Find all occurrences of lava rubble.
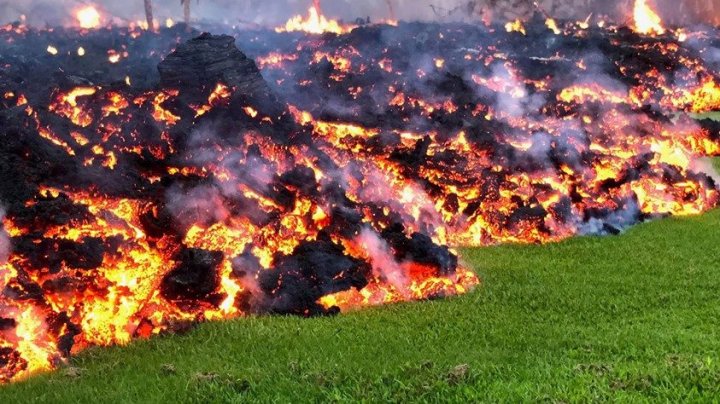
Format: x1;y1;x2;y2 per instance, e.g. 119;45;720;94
0;14;718;383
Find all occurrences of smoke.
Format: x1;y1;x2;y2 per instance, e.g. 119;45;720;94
357;227;408;288
0;1;460;26
0;206;11;265
693;158;720;183
580;198;641;235
3;0;716;27
166;184;230;231
165;124;278;233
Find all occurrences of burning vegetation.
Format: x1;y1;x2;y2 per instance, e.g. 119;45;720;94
0;0;719;384
278;0;356;35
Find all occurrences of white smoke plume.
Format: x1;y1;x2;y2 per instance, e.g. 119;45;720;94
166;184;231;231
357;227;408;289
693;158;720;184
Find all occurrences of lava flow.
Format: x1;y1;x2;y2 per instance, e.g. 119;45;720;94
0;0;719;384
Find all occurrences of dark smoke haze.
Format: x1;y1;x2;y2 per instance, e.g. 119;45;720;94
1;1;717;27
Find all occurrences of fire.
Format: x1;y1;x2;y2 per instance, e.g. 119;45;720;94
632;0;665;35
666;78;720;113
319;267;478;311
108;50;123;64
6;306;58;381
505;19;526;35
256;52;299;69
277;4;354;35
76;6;102;30
546;18;561;35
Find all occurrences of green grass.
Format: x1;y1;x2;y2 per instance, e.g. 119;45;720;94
695;111;720;122
1;207;719;402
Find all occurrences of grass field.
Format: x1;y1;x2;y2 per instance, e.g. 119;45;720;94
1;161;719;402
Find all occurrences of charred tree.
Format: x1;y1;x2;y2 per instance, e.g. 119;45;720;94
144;0;154;29
386;0;396;20
182;0;192;25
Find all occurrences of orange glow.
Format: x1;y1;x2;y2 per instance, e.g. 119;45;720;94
75;6;102;29
144;90;180;126
194;84;232;117
666;78;720;113
277;5;354;35
546;18;561;35
633;0;665;35
256;52;299;69
49;87;97;127
505;19;526;35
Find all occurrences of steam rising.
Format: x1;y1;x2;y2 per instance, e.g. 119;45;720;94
357;228;408;289
1;0;715;27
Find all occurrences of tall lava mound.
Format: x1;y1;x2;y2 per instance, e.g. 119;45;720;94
0;33;477;382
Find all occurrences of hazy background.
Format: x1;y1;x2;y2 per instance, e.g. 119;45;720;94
0;0;716;27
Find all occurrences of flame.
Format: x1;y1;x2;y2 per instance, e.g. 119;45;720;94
277;5;354;35
319;267;478;311
505;19;526;35
666;78;720;113
546;18;561;35
6;306;58;381
256;53;299;69
75;6;102;30
633;0;665;35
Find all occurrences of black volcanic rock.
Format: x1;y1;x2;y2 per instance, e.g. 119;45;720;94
157;33;299;144
161;248;223;301
158;33;274;102
258;236;370;316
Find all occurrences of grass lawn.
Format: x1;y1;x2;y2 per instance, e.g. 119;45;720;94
0;203;718;402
